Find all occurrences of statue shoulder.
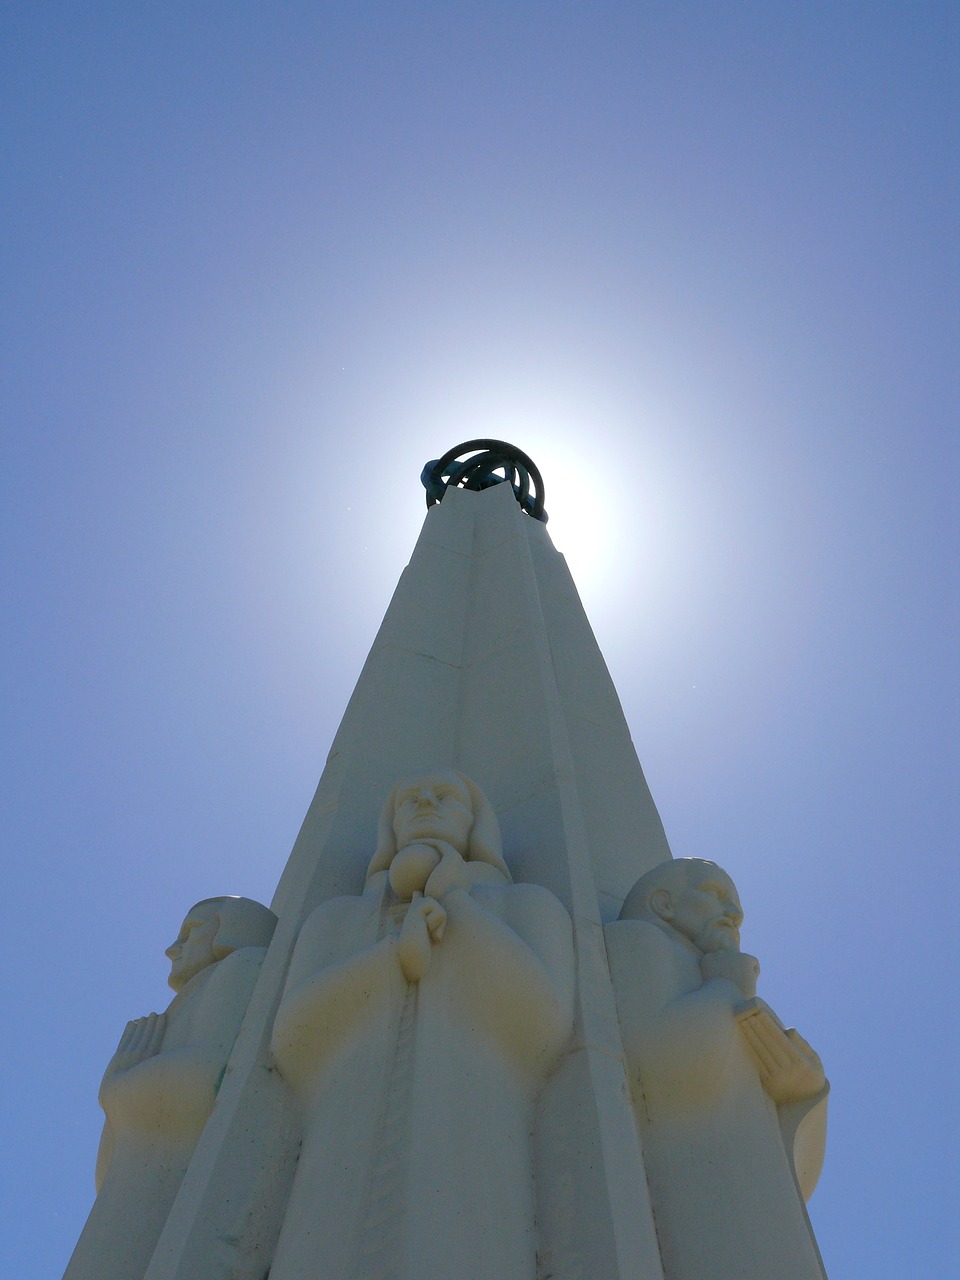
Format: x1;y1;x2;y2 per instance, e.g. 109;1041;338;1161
296;892;372;946
605;916;675;955
605;917;698;1010
282;890;383;992
216;943;269;978
507;880;569;920
196;945;269;1008
475;879;569;924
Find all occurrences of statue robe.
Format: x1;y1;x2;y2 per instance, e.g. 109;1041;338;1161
270;868;574;1280
605;920;827;1280
64;947;267;1280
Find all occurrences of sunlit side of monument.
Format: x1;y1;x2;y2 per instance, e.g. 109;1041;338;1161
63;443;828;1280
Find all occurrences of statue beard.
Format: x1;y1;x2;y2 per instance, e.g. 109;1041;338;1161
696;920;741;954
389;841;445;899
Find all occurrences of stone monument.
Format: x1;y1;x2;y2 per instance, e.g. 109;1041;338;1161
606;858;827;1279
63;441;828;1279
64;897;277;1280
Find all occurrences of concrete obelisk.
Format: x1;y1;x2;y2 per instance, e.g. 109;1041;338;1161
65;442;828;1280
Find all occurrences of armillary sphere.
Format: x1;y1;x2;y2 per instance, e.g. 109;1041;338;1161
420;440;548;523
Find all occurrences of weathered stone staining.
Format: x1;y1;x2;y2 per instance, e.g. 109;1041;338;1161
605;858;828;1280
64;898;277;1280
270;771;575;1280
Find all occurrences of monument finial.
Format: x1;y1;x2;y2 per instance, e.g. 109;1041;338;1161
421;439;548;522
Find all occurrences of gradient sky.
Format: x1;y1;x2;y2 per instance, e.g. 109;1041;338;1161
2;5;956;1277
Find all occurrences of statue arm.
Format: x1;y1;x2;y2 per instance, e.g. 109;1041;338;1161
93;1117;115;1193
735;999;826;1102
657;976;748;1051
444;883;575;1067
779;1084;829;1201
98;949;265;1149
271;899;404;1089
735;998;829;1198
607;921;757;1097
652;947;762;1082
98;1048;220;1146
97;1011;171;1135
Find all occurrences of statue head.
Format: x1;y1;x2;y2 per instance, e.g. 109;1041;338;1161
365;770;511;895
165;896;277;992
618;858;743;954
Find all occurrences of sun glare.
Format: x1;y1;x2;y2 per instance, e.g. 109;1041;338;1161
538;448;620;599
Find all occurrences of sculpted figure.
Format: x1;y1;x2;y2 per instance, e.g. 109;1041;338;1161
64;896;277;1280
605;859;828;1280
270;771;575;1280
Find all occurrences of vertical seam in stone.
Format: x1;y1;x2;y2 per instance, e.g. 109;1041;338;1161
634;1071;667;1272
514;516;667;1280
353;980;418;1280
451;493;476;766
517;519;601;921
531;1107;588;1280
511;520;603;1280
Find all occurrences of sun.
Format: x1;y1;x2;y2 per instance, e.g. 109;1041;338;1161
538;450;618;596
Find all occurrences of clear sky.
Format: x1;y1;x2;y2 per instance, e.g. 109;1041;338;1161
2;4;956;1277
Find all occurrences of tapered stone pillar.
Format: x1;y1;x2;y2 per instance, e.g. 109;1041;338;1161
67;447;827;1280
137;475;668;1280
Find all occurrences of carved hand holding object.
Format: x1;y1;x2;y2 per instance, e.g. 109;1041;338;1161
397;890;447;982
100;1013;167;1093
735;999;826;1103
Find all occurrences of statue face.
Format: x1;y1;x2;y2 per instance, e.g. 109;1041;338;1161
392;772;474;856
165;903;220;992
667;871;743;954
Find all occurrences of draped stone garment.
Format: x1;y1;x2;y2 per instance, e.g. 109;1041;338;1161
605;920;827;1280
270;868;575;1280
64;947;267;1280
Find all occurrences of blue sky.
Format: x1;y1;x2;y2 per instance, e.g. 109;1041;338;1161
2;4;956;1276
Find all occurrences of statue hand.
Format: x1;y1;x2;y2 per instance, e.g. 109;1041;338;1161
100;1012;167;1097
421;894;447;943
736;1004;826;1102
423;843;472;901
785;1027;823;1073
397;892;447;982
700;949;759;999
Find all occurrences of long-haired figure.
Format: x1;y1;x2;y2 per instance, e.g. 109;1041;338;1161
270;771;575;1280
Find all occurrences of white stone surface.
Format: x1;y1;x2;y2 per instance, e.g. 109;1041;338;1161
606;858;828;1280
139;485;673;1280
64;898;276;1280
269;771;575;1280
64;480;827;1280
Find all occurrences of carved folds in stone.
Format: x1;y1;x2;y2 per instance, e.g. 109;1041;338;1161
269;770;576;1280
606;858;828;1280
64;897;277;1280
